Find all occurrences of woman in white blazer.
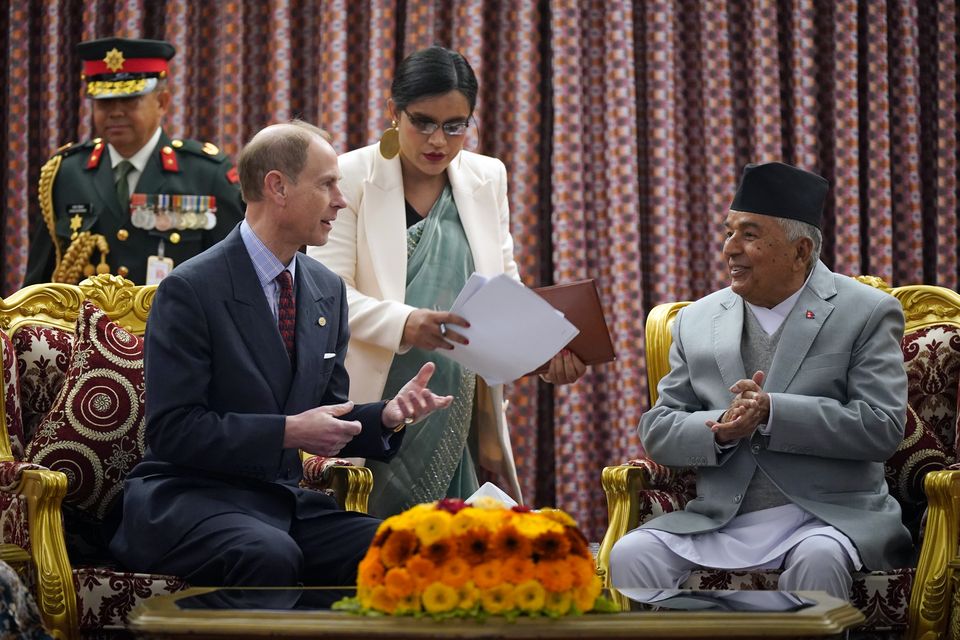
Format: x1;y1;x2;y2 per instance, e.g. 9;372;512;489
309;47;582;518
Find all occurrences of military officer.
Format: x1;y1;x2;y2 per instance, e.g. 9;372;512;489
24;37;244;286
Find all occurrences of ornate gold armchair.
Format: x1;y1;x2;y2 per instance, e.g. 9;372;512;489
0;275;372;639
596;278;960;639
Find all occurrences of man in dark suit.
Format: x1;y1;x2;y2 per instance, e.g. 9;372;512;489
110;121;452;601
24;37;244;286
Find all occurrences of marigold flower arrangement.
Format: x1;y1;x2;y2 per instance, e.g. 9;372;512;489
334;497;606;619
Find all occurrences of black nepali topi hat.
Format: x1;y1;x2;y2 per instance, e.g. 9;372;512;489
78;37;175;99
730;162;828;228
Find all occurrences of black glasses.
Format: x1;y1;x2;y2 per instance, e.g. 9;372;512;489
402;110;470;137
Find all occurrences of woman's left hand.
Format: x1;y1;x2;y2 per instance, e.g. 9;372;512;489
539;349;586;385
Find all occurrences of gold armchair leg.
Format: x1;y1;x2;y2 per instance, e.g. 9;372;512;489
20;469;79;640
597;465;646;611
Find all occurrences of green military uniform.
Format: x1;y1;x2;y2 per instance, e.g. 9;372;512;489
24;131;244;285
24;36;244;286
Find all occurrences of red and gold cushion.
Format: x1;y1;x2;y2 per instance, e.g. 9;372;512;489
885;404;948;505
12;325;73;445
1;329;27;460
901;325;960;459
23;301;145;521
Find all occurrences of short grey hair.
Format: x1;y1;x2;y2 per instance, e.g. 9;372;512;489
237;119;331;203
778;217;822;272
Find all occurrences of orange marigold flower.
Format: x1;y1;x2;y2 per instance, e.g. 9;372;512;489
457;581;480;610
422;582;459;613
501;557;536;584
439;557;471;588
569;556;596;587
514;579;546;612
532;529;571;561
384;567;416;599
536;559;574;592
491;525;532;559
370;526;391;548
422;539;452;566
472;561;502;589
458;527;493;565
414;509;453;546
370;585;398;614
406;555;438;591
480;583;516;614
565;526;592;558
357;553;385;586
544;590;572;616
573;574;602;612
381;529;418;568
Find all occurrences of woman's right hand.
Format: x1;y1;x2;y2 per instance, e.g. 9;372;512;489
402;309;470;351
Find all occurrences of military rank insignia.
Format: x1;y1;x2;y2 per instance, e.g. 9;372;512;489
129;193;217;231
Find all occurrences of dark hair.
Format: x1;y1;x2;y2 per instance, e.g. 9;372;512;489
391;46;478;113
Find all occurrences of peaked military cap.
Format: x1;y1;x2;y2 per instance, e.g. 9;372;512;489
78;37;175;99
730;162;829;228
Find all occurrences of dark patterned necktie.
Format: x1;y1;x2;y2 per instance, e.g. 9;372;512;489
276;270;296;366
114;160;134;213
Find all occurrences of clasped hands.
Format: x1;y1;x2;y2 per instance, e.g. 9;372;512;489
284;362;452;457
705;370;770;444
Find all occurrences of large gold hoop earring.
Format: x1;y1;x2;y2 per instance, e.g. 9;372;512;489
379;120;399;159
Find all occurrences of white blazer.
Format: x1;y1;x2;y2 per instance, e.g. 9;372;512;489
308;143;522;500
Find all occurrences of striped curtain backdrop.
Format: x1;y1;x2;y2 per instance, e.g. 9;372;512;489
1;0;957;542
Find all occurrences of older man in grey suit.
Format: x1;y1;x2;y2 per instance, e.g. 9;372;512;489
610;162;911;600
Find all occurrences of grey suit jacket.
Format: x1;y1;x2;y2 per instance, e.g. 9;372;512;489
638;261;912;570
111;227;401;570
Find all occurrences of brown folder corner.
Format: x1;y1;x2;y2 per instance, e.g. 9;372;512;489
527;279;616;376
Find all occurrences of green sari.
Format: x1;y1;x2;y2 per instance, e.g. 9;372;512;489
366;185;479;518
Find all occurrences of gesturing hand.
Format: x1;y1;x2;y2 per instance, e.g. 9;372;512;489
402;309;470;351
382;362;454;429
283;401;363;457
706;371;770;444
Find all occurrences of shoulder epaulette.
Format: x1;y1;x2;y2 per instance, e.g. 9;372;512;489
54;138;97;159
170;138;228;163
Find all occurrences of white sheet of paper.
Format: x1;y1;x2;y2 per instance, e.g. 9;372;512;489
465;481;518;508
443;273;579;385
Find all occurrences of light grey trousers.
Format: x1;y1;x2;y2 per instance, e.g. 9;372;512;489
609;529;854;600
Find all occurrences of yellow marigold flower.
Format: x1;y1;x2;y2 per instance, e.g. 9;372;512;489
457;581;480;610
449;509;481;536
573;574;602;612
471;507;507;531
491;524;532;559
536;559;574;592
357;552;385;586
537;507;577;528
414;509;453;546
472;560;502;589
439;557;471;588
501;556;536;584
381;529;418;568
357;585;374;609
384;567;417;599
472;496;508;510
480;583;515;614
422;582;459;613
406;555;438;591
370;585;398;614
544;590;572;615
513;513;563;538
395;591;422;614
532;529;571;561
458;527;493;565
514;579;546;612
569;556;597;587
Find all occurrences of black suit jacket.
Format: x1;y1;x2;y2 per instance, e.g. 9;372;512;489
111;226;400;569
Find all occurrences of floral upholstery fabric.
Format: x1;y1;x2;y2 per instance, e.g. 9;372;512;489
23;302;145;522
0;330;26;461
74;567;187;632
12;325;72;446
902;325;960;457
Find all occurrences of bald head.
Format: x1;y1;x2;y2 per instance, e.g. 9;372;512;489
237;120;332;203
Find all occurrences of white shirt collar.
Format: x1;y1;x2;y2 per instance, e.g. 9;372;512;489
744;268;815;335
107;127;162;173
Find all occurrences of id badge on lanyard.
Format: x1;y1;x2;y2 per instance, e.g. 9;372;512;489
146;239;174;285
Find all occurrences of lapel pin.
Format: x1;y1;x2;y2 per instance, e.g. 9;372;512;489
805;310;815;319
318;317;327;327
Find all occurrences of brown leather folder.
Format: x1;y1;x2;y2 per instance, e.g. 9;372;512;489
528;279;616;375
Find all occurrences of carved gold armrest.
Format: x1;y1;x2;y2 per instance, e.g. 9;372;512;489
907;469;960;640
596;464;649;610
300;454;373;514
11;468;78;640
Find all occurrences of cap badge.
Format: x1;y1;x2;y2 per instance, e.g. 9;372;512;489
103;48;126;72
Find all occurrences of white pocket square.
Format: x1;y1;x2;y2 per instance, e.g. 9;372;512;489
323;352;337;359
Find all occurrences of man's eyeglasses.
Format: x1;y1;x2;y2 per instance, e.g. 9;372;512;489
402;110;470;137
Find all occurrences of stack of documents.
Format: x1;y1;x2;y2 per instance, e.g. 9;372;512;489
441;273;579;385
